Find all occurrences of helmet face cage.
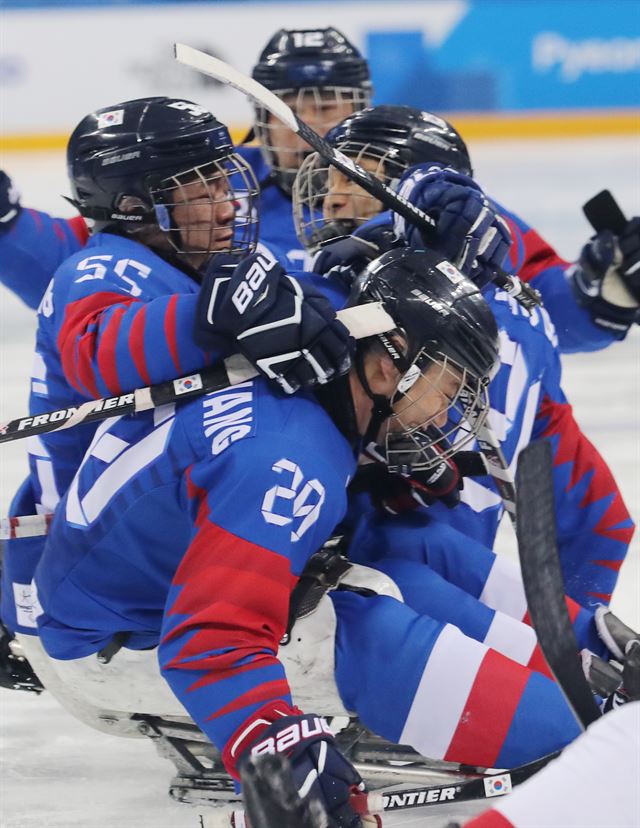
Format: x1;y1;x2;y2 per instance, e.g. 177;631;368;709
254;86;371;194
381;348;491;472
148;153;259;265
293;141;406;250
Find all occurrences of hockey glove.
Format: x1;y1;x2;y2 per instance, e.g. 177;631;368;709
585;608;640;710
0;171;21;232
570;218;640;337
311;235;382;290
225;701;381;827
393;164;512;288
353;441;486;514
195;250;354;394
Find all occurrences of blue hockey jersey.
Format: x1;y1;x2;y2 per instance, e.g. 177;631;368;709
35;380;580;770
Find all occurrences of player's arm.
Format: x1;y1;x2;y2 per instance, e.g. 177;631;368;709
531;350;635;608
498;200;638;353
158;432;344;755
54;248;353;400
0;171;88;309
158;432;368;821
51;259;221;399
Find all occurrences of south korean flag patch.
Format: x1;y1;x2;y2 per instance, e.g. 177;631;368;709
173;374;204;396
483;773;512;798
97;109;125;129
436;260;465;285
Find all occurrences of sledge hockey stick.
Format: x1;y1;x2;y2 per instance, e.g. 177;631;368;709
174;43;541;311
202;751;558;826
515;440;601;728
475;421;516;526
0;302;393;446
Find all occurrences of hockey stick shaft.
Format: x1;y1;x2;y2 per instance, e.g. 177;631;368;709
204;751;559;826
174;44;541;309
476;422;516;525
515;440;601;728
356;751;556;814
0;303;393;446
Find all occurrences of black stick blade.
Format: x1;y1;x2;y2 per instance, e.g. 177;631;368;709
583;190;627;235
515;440;601;729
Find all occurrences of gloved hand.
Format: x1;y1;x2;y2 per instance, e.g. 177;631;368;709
586;607;640;710
0;171;21;231
570;218;640;337
225;701;381;827
352;440;486;514
194;250;354;394
311;235;382;290
393;164;512;288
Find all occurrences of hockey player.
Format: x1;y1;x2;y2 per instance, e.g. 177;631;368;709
30;249;585;821
292;105;635;609
0;27;371;298
2;29;638;348
245;27;373;267
0;96;353;640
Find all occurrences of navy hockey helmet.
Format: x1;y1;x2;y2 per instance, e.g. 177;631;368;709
67;97;259;269
252;27;371;91
350;247;499;468
251;28;372;194
293;105;472;249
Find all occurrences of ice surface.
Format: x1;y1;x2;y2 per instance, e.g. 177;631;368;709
1;136;638;827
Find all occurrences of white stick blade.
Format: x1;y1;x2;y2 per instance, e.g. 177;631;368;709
174;43;299;133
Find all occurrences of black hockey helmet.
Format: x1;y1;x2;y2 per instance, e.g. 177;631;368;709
251;28;372;193
293;105;472;249
67;97;259;268
327;105;472;177
252;27;371;91
349;247;499;468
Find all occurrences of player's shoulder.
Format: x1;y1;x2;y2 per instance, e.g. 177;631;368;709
179;377;354;475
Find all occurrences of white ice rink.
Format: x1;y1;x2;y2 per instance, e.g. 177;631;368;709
1;137;639;827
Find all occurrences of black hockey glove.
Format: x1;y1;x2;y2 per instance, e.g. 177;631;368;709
582;608;640;711
225;701;381;827
393;164;512;288
570;218;640;337
0;171;21;232
194;250;354;394
311;235;382;291
352;441;486;514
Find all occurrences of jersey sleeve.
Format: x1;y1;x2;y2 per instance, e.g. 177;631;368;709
158;427;347;754
531;349;635;607
0;209;88;309
496;200;617;354
51;253;227;399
